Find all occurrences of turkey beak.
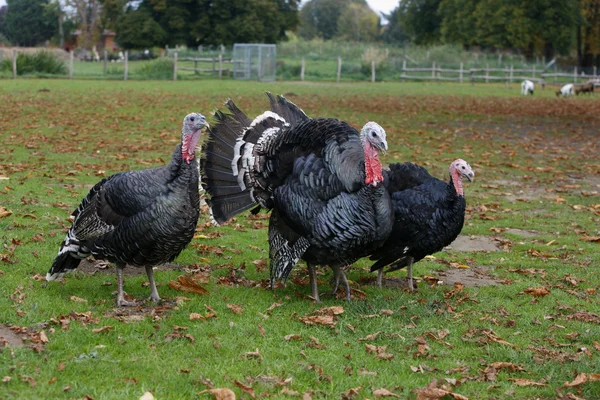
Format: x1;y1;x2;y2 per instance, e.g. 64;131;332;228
378;139;388;153
465;172;474;182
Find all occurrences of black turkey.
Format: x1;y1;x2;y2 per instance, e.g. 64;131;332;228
370;159;474;290
46;113;209;306
202;93;393;301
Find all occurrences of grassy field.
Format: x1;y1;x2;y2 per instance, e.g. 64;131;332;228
0;79;599;399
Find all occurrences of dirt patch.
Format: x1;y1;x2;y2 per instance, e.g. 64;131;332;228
0;325;26;347
437;265;499;287
504;228;539;237
77;259;181;276
446;235;499;252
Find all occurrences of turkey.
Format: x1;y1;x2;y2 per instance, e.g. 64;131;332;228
201;93;393;301
46;113;209;307
370;159;474;290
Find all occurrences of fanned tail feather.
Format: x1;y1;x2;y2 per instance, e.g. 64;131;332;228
201;95;292;224
266;92;309;127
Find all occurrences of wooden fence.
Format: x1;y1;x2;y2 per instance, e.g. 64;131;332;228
173;53;232;80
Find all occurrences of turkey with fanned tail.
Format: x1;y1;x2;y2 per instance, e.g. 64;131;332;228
201;93;393;301
46;113;209;306
370;159;474;290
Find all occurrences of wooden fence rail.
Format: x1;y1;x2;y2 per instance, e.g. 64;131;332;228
173;54;232;80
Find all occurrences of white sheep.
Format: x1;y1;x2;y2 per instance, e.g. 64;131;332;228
521;80;534;95
556;83;574;97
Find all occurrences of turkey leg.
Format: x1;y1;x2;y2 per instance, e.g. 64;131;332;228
331;266;351;301
307;263;320;302
145;265;161;303
116;264;137;307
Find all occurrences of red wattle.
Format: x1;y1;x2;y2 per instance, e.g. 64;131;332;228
364;142;383;186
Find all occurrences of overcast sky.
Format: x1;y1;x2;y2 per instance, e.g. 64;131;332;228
0;0;399;21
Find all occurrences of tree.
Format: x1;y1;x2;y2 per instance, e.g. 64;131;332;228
66;0;101;50
336;2;379;42
577;0;600;68
397;0;443;45
1;0;58;46
115;7;167;49
298;0;368;40
439;0;478;47
381;7;410;44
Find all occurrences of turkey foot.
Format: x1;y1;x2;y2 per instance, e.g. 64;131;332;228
331;266;351;301
307;263;320;302
145;265;161;304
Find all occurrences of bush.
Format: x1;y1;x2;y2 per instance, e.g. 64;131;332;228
137;58;174;79
0;51;67;75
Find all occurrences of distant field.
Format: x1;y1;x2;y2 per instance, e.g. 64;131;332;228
0;80;599;399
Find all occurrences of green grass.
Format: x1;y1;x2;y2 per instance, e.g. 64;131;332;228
0;80;599;399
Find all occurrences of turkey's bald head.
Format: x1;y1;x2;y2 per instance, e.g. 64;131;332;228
449;158;474;196
181;113;209;164
361;121;387;187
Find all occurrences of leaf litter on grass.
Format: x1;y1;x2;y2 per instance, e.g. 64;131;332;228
2;82;600;399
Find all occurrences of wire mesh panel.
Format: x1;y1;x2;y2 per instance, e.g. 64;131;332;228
233;44;276;81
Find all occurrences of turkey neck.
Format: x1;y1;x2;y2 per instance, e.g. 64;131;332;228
363;140;383;186
450;168;464;196
168;143;199;187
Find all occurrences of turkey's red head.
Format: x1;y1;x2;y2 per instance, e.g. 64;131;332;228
181;113;209;164
449;159;474;196
361;122;387;187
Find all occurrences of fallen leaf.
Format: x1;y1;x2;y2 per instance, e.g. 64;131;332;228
299;315;336;327
489;362;525;372
198;388;236;400
92;326;114;334
0;206;13;218
509;378;547;387
39;330;49;343
564;373;600;387
190;313;205;321
244;348;262;360
280;387;299;396
234;380;255;399
226;304;243;315
341;386;362;399
312;306;344;316
284;334;302;341
373;388;400;398
169;275;209;295
523;287;550;297
2;376;11;383
359;331;381;341
139;392;155;400
69;296;87;303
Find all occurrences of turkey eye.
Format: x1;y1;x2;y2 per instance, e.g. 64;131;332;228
461;166;465;169
190;117;195;122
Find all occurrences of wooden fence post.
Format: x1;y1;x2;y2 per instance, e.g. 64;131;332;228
510;65;513;83
573;66;577;83
103;49;107;75
12;49;17;78
432;62;435;79
554;64;557;85
336;57;342;83
470;70;474;86
218;54;222;79
459;62;463;83
485;64;489;83
593;65;597;79
300;57;305;81
532;65;536;80
402;59;406;79
124;51;128;81
371;60;375;83
173;52;178;81
69;51;74;79
212;57;215;73
194;59;198;75
504;66;508;89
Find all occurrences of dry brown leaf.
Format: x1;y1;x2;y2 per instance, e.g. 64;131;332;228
580;235;600;243
509;378;547;387
523;287;550;297
198;388;236;400
233;380;255;399
244;348;263;360
284;334;302;341
312;306;344;316
341;386;362;399
226;304;243;315
190;313;205;321
489;362;525;372
373;388;400;398
358;331;381;341
0;206;13;218
414;379;469;400
139;392;155;400
169;275;209;295
2;376;12;383
564;373;600;387
280;387;299;396
39;330;49;343
69;296;87;303
92;326;114;334
565;311;600;324
299;315;336;327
